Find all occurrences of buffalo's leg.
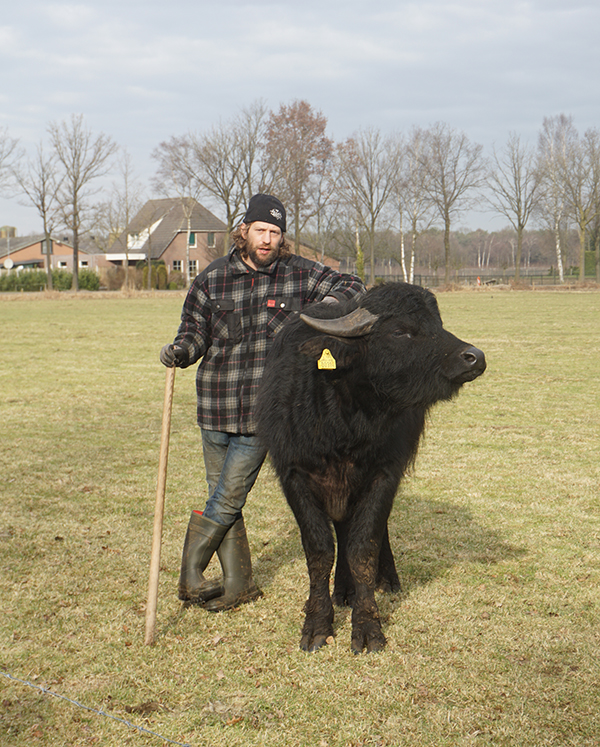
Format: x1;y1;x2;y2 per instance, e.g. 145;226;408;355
332;521;354;607
282;472;335;651
335;520;401;605
346;480;397;653
347;544;386;653
376;523;401;594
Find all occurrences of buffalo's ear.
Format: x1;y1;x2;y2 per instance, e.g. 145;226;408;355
298;335;361;369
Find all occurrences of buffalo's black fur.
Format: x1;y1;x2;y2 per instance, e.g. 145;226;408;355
256;282;486;653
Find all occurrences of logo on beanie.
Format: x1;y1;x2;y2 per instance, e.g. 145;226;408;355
270;208;283;221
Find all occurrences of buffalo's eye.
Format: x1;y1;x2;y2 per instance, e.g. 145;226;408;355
392;329;412;339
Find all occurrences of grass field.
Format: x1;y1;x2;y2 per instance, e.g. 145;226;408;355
1;287;599;746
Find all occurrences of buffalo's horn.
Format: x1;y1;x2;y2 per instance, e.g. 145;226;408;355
299;307;379;338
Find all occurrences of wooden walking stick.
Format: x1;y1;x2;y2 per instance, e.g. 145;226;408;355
145;365;176;645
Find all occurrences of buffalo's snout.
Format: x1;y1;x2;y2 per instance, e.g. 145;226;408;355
459;345;486;380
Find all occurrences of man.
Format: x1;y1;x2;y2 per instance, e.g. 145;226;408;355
160;194;365;612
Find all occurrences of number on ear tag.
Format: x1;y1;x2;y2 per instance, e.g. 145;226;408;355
317;348;337;370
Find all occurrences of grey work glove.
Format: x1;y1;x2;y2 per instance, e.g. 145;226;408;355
160;343;189;368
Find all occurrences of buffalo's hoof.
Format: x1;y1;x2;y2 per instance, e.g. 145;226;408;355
332;586;355;608
350;622;387;654
299;616;334;652
375;577;402;594
375;567;402;594
300;633;331;652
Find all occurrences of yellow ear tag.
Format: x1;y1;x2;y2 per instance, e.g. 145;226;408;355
317;348;337;370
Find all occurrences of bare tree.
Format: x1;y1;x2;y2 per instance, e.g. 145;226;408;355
94;149;145;288
296;143;345;263
48;114;118;291
265;100;334;252
0;128;20;193
187;123;247;249
474;230;495;270
560;125;600;282
12;142;63;289
232;99;275;209
536;114;575;283
421;123;485;284
153;101;274;258
152;135;202;286
338;128;402;285
486;132;540;282
195;100;275;248
396;127;435;283
591;207;600;282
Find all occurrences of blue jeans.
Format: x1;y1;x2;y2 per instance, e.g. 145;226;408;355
200;429;268;527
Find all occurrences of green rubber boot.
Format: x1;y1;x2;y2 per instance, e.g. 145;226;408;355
178;512;227;603
203;516;263;612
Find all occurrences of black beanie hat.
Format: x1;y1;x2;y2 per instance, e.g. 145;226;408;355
242;194;286;232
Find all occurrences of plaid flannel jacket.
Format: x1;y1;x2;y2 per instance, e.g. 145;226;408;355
174;247;365;434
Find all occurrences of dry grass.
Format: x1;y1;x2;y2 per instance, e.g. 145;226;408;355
1;288;599;746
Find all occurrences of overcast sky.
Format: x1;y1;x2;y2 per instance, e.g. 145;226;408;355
2;0;599;234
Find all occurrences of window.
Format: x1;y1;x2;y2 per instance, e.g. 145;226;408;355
58;261;68;268
188;260;198;276
188;232;196;247
173;260;182;272
79;260;89;268
207;232;215;248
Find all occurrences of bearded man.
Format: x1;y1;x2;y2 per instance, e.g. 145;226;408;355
160;194;365;612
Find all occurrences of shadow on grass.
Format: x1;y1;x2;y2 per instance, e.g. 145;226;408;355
388;493;527;595
155;492;526;641
250;492;526;600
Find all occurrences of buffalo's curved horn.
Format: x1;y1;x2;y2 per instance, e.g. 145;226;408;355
299;307;379;338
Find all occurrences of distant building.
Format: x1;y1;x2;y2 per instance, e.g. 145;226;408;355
106;198;227;277
1;235;74;272
0;233;108;273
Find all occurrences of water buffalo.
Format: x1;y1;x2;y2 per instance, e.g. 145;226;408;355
256;282;486;653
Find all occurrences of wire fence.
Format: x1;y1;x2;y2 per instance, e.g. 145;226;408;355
1;670;191;746
411;272;576;287
336;259;594;287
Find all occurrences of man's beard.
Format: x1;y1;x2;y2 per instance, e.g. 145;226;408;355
245;238;281;267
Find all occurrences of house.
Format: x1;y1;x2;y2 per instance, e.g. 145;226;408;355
106;198;227;278
0;234;111;274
